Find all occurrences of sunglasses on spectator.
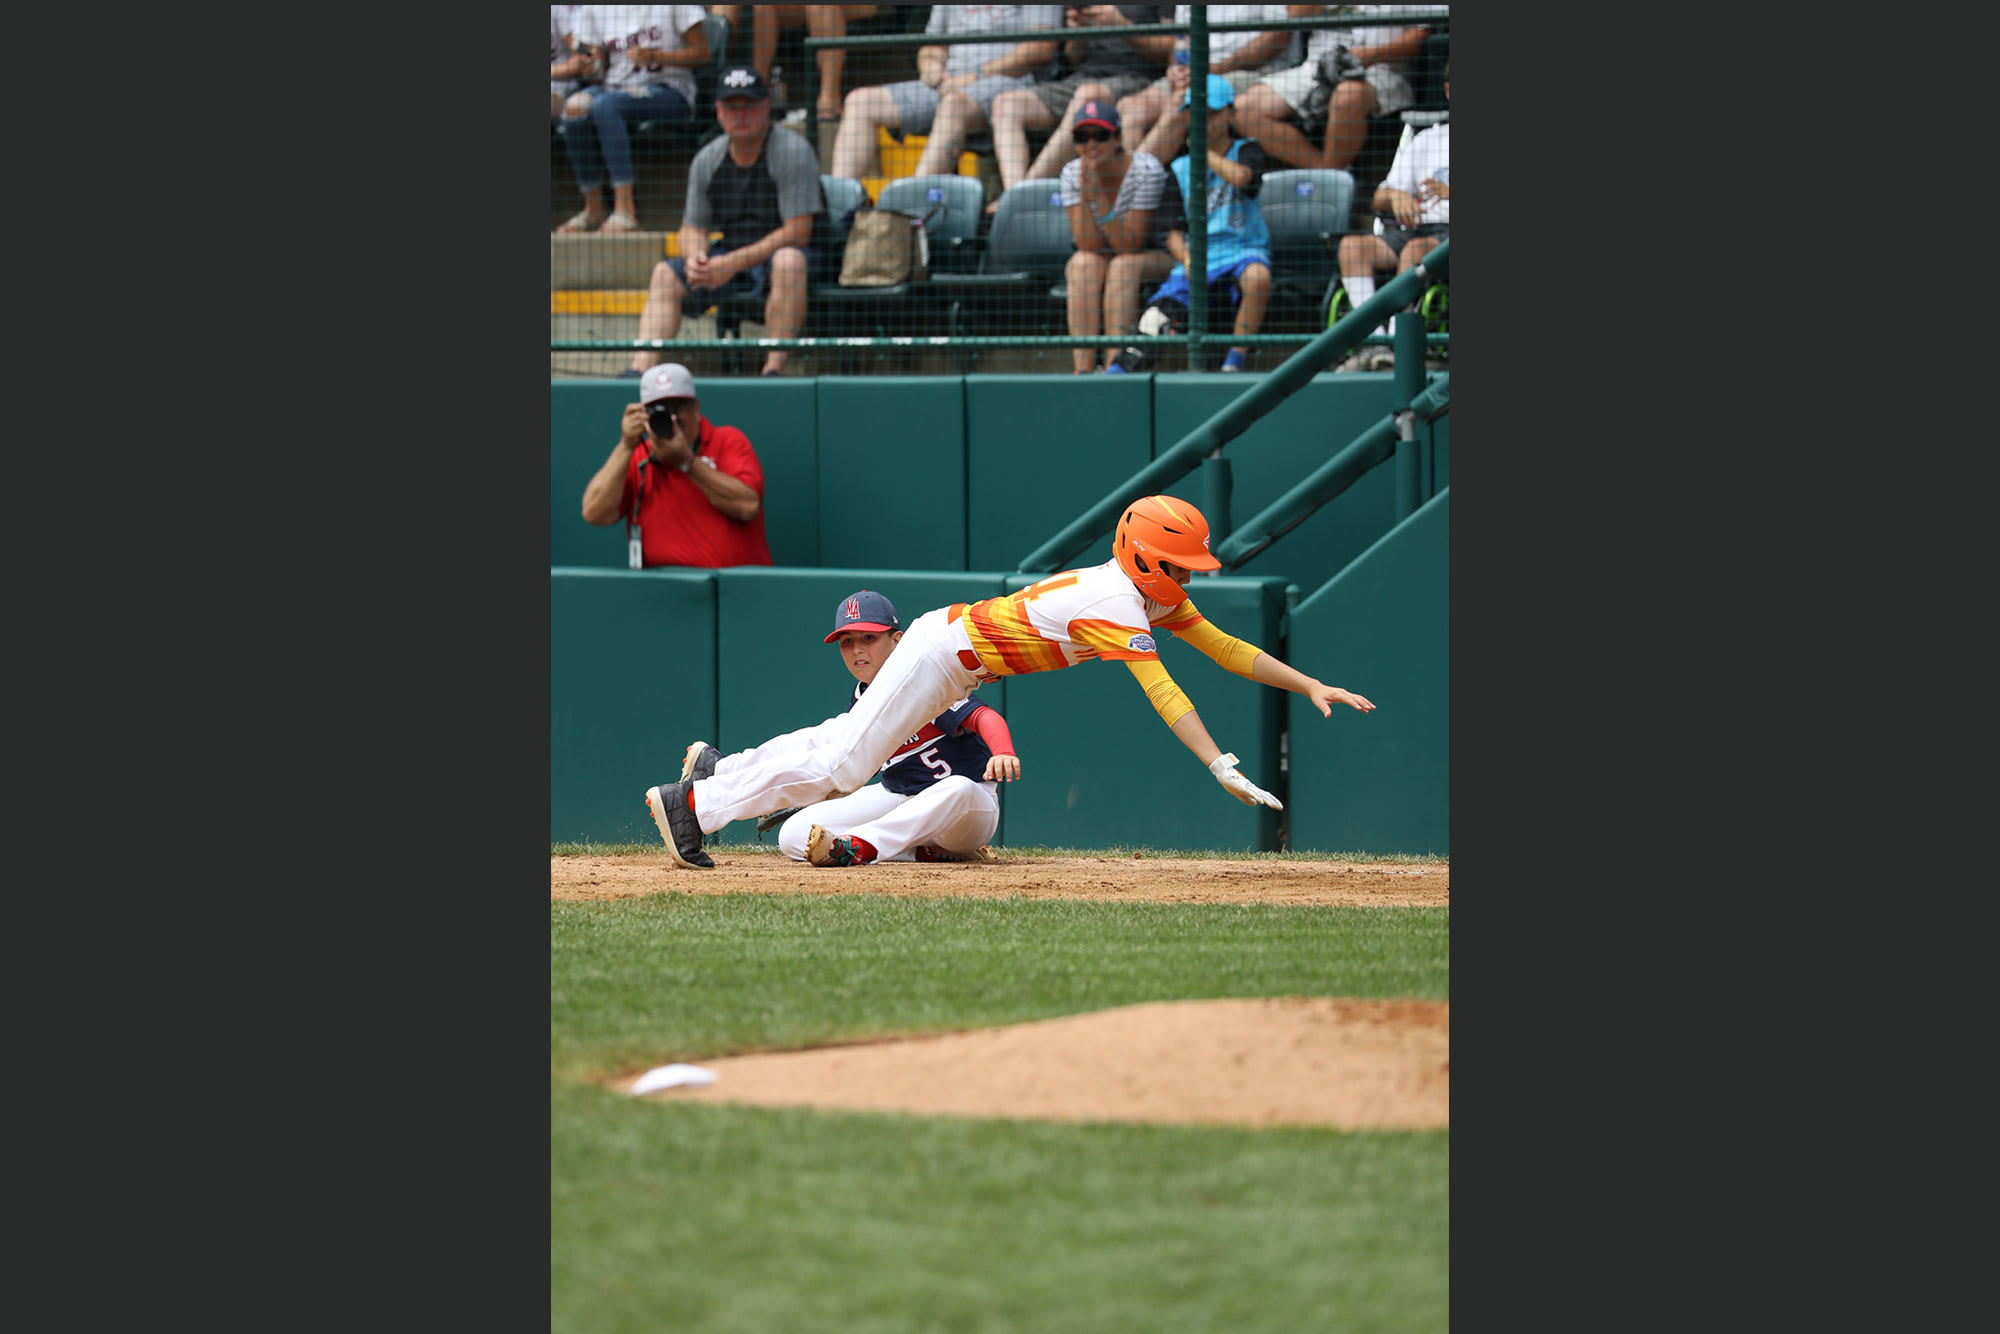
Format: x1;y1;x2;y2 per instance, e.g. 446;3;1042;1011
1073;127;1114;143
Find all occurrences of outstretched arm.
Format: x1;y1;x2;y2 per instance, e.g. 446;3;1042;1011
1125;658;1281;808
1173;616;1376;714
1248;653;1375;716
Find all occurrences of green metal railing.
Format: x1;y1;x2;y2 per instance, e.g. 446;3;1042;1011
1019;239;1447;574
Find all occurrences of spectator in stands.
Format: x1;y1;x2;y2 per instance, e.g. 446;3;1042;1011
1232;4;1440;173
1108;74;1271;374
555;5;712;234
828;5;1064;182
985;4;1175;209
626;65;827;378
1058;99;1175;375
581;362;774;568
741;5;883;123
552;5;593;121
1116;5;1295;153
1332;66;1446;373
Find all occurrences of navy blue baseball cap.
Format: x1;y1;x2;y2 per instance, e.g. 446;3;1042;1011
824;589;900;643
1073;99;1120;134
717;65;770;101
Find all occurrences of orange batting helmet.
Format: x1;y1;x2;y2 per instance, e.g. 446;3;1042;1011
1113;495;1220;604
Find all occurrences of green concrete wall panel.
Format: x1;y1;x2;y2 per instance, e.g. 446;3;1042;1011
963;374;1155;570
813;378;968;569
1286;489;1448;855
711;567;1011;846
550;382;639;568
549;378;819;569
994;574;1287;851
1152;374;1408;595
551;568;717;844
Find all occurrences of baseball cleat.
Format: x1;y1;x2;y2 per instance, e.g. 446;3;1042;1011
645;780;712;869
805;824;860;867
680;740;718;783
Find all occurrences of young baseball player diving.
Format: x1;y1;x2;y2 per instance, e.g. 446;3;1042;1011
646;495;1375;869
687;588;1020;868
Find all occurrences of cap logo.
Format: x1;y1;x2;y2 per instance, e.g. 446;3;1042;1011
843;596;860;621
722;68;757;88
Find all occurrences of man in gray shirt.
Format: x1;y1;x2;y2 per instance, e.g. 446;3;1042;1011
627;65;828;378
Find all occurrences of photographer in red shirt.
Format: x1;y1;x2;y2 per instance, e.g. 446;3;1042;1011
580;363;774;568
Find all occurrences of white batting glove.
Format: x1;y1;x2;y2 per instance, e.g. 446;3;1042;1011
1209;752;1282;810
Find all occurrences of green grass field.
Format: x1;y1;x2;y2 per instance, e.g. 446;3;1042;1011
552;864;1450;1333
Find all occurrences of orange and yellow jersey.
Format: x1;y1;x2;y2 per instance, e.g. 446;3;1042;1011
952;560;1214;677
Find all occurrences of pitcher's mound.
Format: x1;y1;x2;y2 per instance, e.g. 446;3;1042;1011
621;997;1448;1130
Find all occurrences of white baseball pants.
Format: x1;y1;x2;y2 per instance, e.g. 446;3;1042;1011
691;606;995;833
775;776;999;863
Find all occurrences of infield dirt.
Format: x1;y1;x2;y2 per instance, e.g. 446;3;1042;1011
556;852;1448;1129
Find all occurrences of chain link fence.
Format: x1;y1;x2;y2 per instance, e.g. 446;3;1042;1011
551;6;1447;378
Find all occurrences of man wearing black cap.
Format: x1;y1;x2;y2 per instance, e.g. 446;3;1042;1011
627;64;829;378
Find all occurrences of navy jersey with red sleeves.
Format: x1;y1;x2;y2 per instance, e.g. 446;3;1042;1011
850;680;994;795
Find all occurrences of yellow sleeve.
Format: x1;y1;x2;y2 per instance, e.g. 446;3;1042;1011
1173;614;1264;680
1126;657;1195;727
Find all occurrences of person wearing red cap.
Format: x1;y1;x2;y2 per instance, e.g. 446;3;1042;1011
579;362;773;568
687;589;1020;867
1058;98;1176;374
645;495;1374;870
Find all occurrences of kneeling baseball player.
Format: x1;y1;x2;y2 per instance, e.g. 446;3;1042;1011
647;495;1374;869
682;589;1019;868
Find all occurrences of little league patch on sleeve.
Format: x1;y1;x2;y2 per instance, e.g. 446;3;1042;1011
1128;633;1157;653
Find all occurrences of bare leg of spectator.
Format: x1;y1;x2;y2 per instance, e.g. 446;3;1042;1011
1027;83;1111;182
1231;262;1272;357
832;84;897;178
809;6;877;122
1319;79;1378;171
751;5;801;81
1233;82;1319;170
707;6;745;64
1105;250;1173;364
1117;83;1171;154
914;91;984;177
1065;251;1110;374
988;88;1054;209
761;247;810;375
630;261;688;373
1396;235;1441;275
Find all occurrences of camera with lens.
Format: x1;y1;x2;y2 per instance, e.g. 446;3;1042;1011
645;400;685;437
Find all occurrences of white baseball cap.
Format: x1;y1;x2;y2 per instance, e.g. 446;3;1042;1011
639;362;697;404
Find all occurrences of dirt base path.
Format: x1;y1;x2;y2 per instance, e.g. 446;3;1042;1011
559;853;1449;1129
552;851;1449;907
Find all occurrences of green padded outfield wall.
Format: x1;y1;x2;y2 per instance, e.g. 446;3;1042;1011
996;574;1288;851
710;567;1011;846
962;374;1155;570
551;568;718;844
1286;489;1448;855
549;378;820;568
1152;372;1426;597
812;378;970;569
